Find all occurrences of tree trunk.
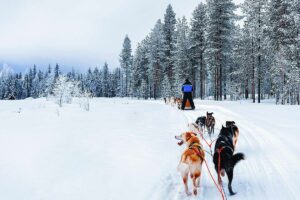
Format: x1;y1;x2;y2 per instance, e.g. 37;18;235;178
219;53;222;101
192;66;196;97
257;6;261;103
214;67;217;100
224;64;226;100
251;34;255;103
245;79;249;99
200;55;204;99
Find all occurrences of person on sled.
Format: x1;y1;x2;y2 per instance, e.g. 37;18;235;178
181;78;195;110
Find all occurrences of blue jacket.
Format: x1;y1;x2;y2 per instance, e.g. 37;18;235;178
182;82;193;93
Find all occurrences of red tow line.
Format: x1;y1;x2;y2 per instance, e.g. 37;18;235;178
199;127;226;200
202;147;226;200
198;128;216;154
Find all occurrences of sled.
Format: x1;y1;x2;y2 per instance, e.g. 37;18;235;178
183;99;192;110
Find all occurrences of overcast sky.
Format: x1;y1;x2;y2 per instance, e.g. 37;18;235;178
0;0;243;72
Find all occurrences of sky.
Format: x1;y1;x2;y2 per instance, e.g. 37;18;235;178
0;0;243;72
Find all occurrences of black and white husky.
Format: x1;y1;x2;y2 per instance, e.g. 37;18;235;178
213;125;245;195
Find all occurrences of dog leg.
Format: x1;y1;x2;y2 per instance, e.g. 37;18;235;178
182;174;191;196
179;164;191;196
192;177;197;195
196;177;200;187
192;172;200;195
196;165;202;188
226;168;236;195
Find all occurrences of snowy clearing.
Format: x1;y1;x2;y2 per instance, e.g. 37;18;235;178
0;98;299;200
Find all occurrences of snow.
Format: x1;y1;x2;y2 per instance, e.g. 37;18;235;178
0;98;299;200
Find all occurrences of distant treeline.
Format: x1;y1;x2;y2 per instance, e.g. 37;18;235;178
0;63;122;99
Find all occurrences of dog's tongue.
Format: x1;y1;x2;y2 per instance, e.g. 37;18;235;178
178;141;184;146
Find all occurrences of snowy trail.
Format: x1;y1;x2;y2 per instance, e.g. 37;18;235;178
0;98;299;200
150;101;300;200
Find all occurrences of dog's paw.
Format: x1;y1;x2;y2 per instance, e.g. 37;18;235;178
221;169;225;177
185;191;192;196
193;189;198;195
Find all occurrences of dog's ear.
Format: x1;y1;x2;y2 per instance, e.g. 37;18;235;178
222;125;225;129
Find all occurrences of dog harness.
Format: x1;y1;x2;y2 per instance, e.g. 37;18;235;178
189;142;204;159
217;135;234;151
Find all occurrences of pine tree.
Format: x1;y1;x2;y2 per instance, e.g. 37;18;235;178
190;3;207;99
163;4;177;88
44;65;54;97
268;0;297;104
161;74;171;98
174;16;191;96
102;62;109;97
206;0;237;100
139;79;148;99
93;67;101;97
114;67;122;97
242;0;268;103
119;35;133;97
132;40;150;98
148;20;165;99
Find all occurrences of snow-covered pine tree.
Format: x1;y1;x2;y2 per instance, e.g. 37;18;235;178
132;40;150;98
147;20;165;99
44;65;54;98
31;68;43;98
101;62;109;98
190;3;207;99
93;67;101;97
139;79;148;99
54;64;60;81
113;67;122;97
242;0;268;103
161;74;171;99
119;35;133;97
15;73;24;99
267;0;297;104
229;26;244;100
163;4;177;90
5;75;17;99
0;64;15;99
173;16;191;97
84;68;94;96
206;0;237;100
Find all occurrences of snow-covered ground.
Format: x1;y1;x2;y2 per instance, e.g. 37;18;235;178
0;98;299;200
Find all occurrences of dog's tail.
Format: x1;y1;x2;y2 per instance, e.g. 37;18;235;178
231;153;245;168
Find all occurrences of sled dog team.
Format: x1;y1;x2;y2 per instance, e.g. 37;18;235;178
175;112;245;196
164;97;182;109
